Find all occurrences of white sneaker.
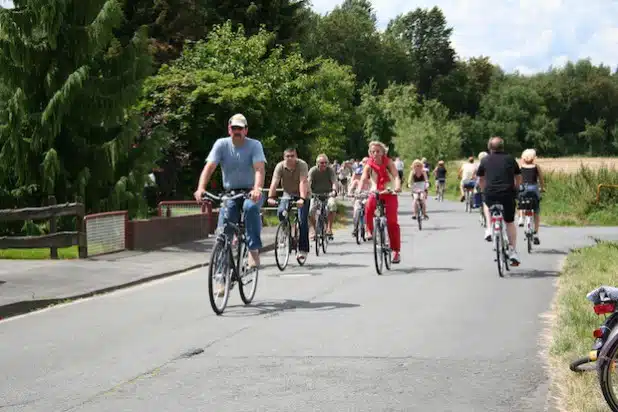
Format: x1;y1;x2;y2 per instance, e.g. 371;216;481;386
509;249;521;266
484;228;492;241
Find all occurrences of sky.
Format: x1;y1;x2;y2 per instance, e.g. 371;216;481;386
1;0;616;74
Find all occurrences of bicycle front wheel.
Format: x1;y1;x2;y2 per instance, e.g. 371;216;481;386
208;241;232;315
314;216;321;256
321;218;329;254
238;239;258;304
274;222;291;271
353;209;361;245
373;222;384;275
417;203;423;230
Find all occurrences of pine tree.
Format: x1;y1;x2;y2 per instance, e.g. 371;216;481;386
0;0;167;214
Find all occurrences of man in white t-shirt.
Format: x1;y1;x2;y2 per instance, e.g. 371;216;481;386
394;157;404;180
458;156;477;201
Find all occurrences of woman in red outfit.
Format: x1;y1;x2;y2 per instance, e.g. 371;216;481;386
357;141;402;263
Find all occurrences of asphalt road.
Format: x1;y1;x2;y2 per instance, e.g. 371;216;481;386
2;195;616;411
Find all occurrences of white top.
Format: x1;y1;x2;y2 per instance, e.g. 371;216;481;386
395;159;404;171
461;163;476;180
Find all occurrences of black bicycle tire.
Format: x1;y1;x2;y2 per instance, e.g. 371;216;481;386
274;221;290;271
315;217;320;256
354;210;361;245
361;215;366;241
495;232;504;277
238;239;258;304
503;231;511;272
417;202;422;230
321;215;328;254
373;222;384;275
208;241;231;315
569;356;595;372
383;225;392;271
293;219;306;266
598;331;618;411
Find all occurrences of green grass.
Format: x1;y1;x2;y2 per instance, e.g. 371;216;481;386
549;241;618;411
0;246;79;259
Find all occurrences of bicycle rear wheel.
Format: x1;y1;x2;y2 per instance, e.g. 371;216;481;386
208;241;232;315
373;222;384;275
237;239;258;304
354;209;362;245
526;215;533;254
274;221;291;271
598;330;618;411
494;231;504;278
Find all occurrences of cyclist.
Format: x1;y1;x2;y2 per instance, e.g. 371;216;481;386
477;151;490;224
358;141;402;263
347;157;368;194
407;159;429;220
422;157;431;195
458;156;477;202
337;160;352;196
477;136;522;266
395;157;405;180
517;148;545;245
266;147;310;263
194;113;266;283
308;154;338;239
432;160;447;198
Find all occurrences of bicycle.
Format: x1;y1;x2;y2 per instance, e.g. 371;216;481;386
479;199;487;228
489;203;511;277
569;288;618;374
517;192;538;254
464;185;475;213
411;182;426;230
352;191;368;245
312;193;332;256
273;195;306;271
435;179;445;202
202;190;259;315
372;189;396;275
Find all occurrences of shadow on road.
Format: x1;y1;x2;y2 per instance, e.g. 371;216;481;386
307;262;368;270
534;248;570;256
0;280;5;286
508;269;560;278
387;266;462;275
225;299;361;317
419;226;458;231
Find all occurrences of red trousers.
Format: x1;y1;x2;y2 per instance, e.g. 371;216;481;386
365;193;401;252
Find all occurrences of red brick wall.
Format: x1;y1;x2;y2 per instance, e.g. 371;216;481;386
126;214;210;250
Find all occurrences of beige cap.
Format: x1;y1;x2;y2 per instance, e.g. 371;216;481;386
229;113;248;127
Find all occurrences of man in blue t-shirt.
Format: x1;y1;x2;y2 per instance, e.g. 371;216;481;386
194;113;266;270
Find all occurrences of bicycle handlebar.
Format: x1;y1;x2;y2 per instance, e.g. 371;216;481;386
202;190;248;202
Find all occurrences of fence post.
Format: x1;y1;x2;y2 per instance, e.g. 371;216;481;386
48;195;58;259
75;196;88;258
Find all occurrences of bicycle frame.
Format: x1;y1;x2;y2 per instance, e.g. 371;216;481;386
490;205;510;277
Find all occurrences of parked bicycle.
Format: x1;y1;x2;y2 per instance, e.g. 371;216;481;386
352;191;368;245
372;189;397;275
569;288;618;374
489;203;510;277
272;195;306;271
517;191;539;254
311;193;332;256
202;190;258;315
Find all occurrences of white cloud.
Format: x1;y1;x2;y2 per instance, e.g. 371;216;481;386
309;0;618;74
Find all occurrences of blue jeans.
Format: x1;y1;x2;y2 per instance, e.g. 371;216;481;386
277;195;310;253
217;196;264;250
520;184;540;213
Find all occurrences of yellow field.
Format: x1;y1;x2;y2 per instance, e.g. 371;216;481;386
534;157;618;173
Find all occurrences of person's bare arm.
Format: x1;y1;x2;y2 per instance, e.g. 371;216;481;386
538;165;545;191
197;162;217;192
253;161;265;192
268;165;281;199
387;160;401;191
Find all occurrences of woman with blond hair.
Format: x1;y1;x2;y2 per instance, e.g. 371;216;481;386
408;159;429;220
357;141;402;263
517;148;545;244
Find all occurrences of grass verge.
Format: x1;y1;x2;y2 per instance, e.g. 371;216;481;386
0;246;79;259
549;241;618;411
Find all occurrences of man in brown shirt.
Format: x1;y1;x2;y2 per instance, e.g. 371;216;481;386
267;147;310;261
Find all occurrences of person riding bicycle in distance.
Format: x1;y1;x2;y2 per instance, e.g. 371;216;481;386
308;154;338;239
458;156;477;201
517;148;545;245
476;136;522;266
194;113;266;276
433;160;447;198
408;159;429;220
358;141;402;264
267;147;310;263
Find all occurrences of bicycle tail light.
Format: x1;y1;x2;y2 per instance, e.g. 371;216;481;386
594;302;616;315
593;328;604;338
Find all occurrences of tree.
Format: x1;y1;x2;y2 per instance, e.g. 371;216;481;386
386;7;456;97
0;0;167;214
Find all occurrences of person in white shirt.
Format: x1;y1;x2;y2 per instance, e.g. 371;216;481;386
394;157;404;180
458;156;477;201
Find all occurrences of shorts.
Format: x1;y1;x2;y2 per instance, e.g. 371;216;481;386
310;196;337;215
462;179;476;189
339;178;348;185
398;170;403;180
518;185;540;213
484;193;516;223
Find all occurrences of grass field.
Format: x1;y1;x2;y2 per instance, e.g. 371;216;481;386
549;241;618;411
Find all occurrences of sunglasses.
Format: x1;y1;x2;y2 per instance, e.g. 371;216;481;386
230;126;244;131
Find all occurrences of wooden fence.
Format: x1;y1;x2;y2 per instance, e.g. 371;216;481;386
0;196;87;258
